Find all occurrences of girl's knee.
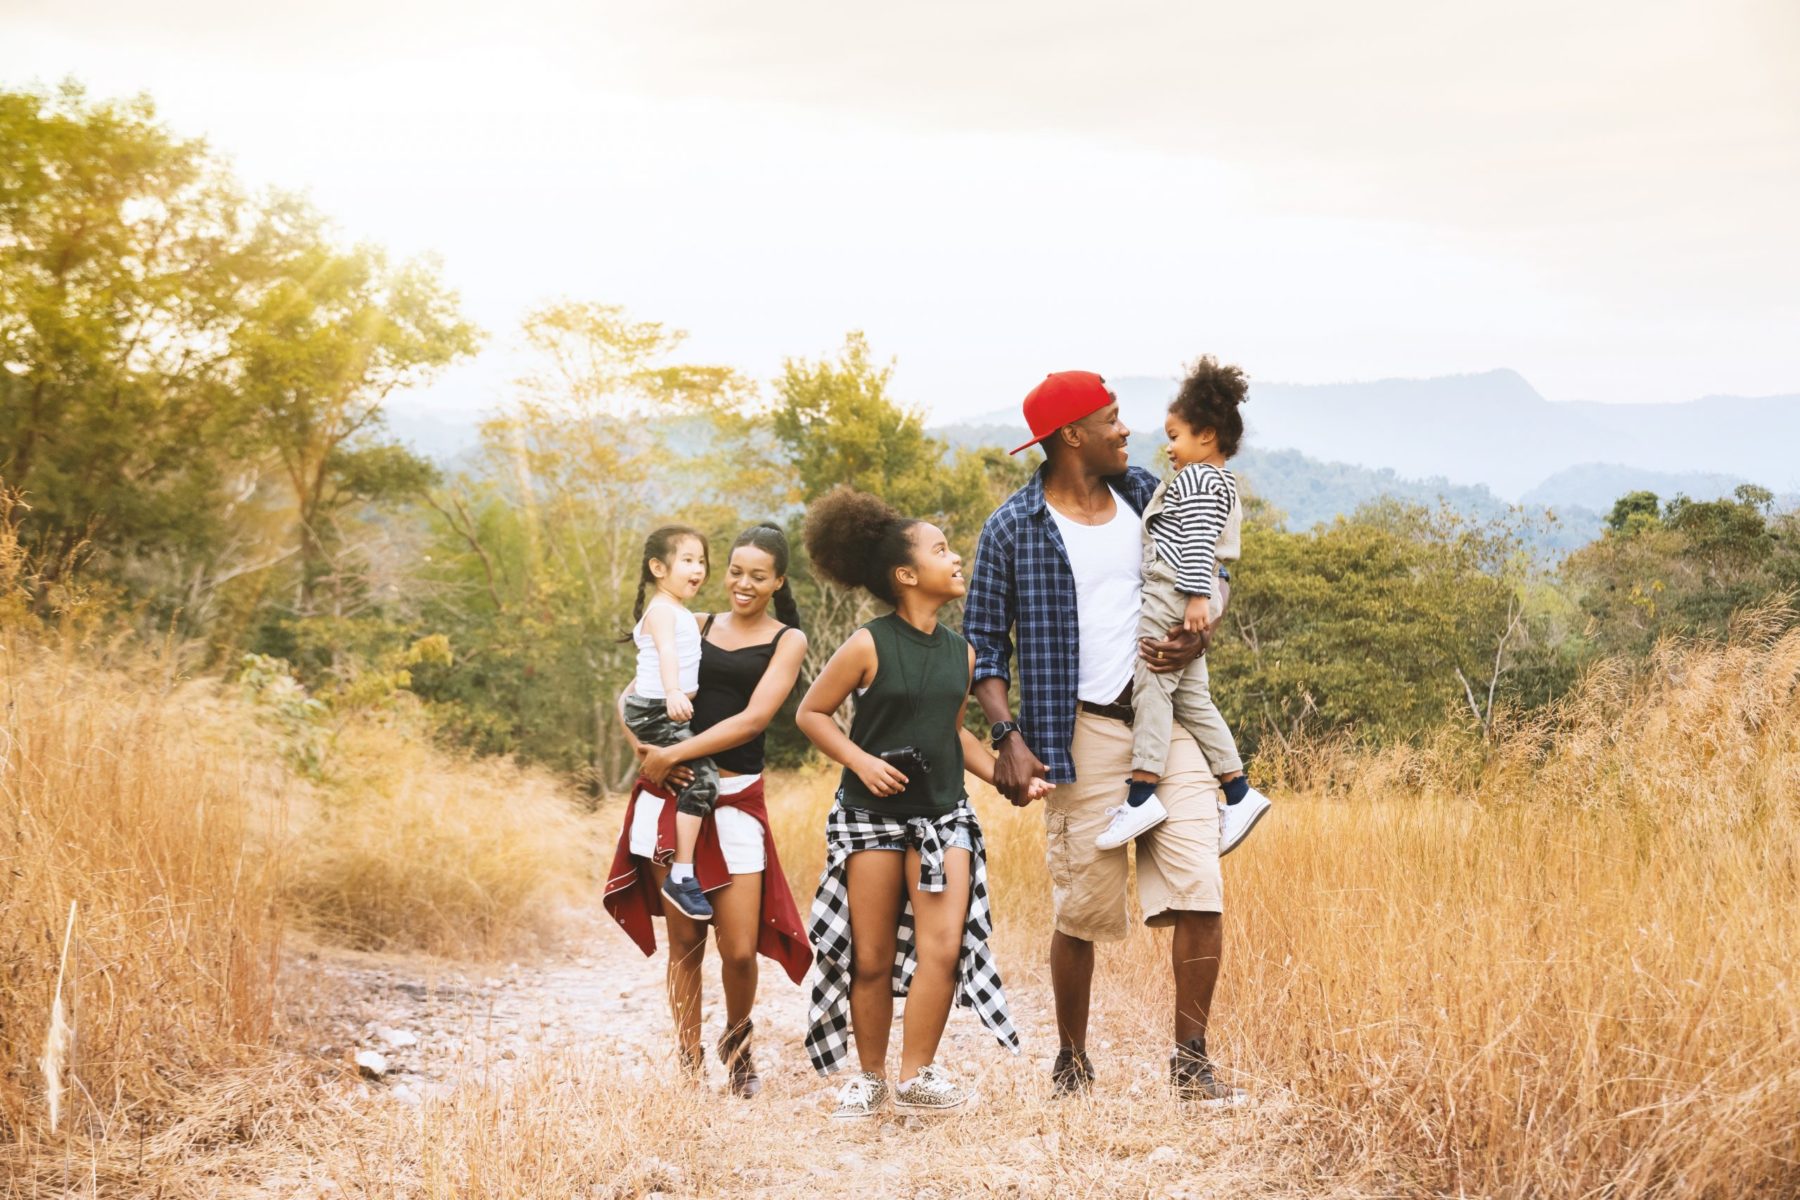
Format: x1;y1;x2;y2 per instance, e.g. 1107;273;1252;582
851;944;893;982
914;931;961;977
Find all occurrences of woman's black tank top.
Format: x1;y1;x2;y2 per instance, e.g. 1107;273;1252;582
690;616;795;775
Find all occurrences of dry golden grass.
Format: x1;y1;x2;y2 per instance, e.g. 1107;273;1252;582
460;619;1797;1198
6;609;1798;1197
284;724;596;959
0;645;289;1144
0;636;600;1191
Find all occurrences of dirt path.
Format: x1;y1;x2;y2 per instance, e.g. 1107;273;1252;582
271;908;1323;1200
298;907;1069;1111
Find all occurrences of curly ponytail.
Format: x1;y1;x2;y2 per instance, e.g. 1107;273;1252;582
732;521;804;630
802;487;921;606
1170;355;1249;458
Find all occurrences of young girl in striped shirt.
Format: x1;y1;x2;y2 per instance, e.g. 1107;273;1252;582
1095;356;1272;853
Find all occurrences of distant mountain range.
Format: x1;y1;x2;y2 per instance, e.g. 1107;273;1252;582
384;367;1797;553
943;369;1800;547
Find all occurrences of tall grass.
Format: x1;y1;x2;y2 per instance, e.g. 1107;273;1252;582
0;648;288;1141
7;545;1795;1194
0;642;598;1189
285;724;596;958
606;619;1800;1197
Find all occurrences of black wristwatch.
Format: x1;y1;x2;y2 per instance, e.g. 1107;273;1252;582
989;720;1021;748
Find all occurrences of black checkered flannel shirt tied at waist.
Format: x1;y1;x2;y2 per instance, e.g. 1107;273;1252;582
803;800;1020;1074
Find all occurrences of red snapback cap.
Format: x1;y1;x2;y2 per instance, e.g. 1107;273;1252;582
1009;370;1114;455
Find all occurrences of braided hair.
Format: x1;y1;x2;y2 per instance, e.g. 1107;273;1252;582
619;524;708;641
802;487;921;606
732;522;803;628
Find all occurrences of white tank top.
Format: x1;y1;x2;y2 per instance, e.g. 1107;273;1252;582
1047;490;1143;705
631;598;701;699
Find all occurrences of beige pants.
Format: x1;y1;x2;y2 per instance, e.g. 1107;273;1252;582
1130;560;1244;778
1044;711;1223;942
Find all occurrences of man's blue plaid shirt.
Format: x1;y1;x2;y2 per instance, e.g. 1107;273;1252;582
964;464;1158;785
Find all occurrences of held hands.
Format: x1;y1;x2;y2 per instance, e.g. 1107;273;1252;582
1182;593;1214;638
994;733;1051;807
853;752;910;798
664;692;694;724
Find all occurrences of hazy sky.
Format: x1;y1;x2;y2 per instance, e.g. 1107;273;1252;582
5;0;1798;423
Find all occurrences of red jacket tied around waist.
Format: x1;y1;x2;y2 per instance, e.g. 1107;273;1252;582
602;776;811;985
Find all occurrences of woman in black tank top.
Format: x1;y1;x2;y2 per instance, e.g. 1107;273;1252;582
616;524;809;1096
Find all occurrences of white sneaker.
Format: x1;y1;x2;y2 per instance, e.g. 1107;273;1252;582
1096;793;1169;850
893;1064;975;1112
829;1071;888;1120
1219;786;1272;856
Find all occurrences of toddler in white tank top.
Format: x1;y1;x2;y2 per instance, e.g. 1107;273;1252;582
619;526;720;921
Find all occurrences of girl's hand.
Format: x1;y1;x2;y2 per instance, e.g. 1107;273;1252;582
852;752;909;798
1182;594;1213;638
665;693;693;723
1025;777;1055;802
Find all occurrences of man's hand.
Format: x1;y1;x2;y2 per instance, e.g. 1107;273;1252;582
994;732;1050;806
1139;627;1204;674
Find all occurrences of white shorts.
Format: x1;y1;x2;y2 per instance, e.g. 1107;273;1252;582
628;773;767;875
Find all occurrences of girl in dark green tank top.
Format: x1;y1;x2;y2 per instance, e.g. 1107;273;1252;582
796;487;1050;1118
839;614;971;817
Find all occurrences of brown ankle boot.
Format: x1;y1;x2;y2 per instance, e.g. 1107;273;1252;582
717;1019;761;1099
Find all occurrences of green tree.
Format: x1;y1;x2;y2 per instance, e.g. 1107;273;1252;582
768;333;1022;705
1209;501;1537;749
1567;486;1794;655
0;84;257;589
411;302;756;783
232;236;478;612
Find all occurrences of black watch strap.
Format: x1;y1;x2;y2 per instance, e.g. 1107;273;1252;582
990;720;1021;747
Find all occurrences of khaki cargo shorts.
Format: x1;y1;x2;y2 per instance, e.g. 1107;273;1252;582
1044;710;1223;942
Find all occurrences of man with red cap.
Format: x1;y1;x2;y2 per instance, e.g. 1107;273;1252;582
964;371;1247;1106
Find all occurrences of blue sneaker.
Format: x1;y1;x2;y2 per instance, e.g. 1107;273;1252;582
661;874;714;920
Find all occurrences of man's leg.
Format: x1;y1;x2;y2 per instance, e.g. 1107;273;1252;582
1044;711;1134;1090
1049;929;1096;1051
1140;728;1246;1103
1171;911;1223;1046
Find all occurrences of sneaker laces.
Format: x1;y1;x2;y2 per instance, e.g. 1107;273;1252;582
911;1065;959;1097
838;1073;880;1107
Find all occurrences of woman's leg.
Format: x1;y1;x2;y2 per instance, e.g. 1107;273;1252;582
710;871;765;1095
898;846;972;1082
648;861;707;1068
709;871;763;1030
846;849;906;1077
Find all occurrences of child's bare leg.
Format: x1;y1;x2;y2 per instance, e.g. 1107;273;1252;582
1130;769;1160;784
673;811;702;866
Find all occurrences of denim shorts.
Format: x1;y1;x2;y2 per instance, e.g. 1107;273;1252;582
835;800;974;854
